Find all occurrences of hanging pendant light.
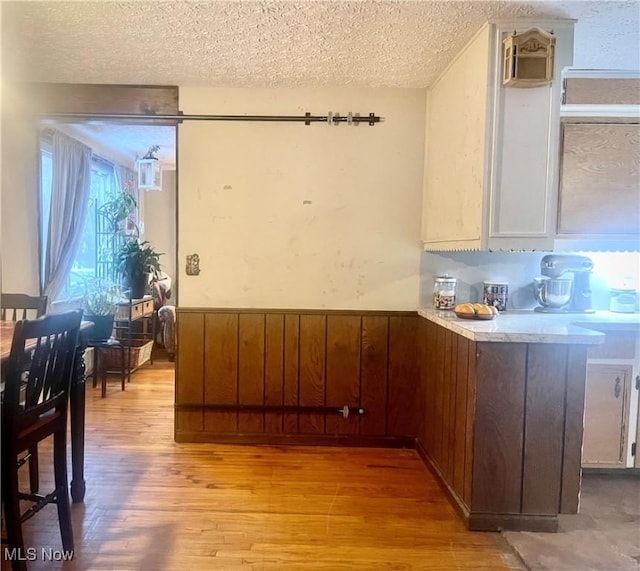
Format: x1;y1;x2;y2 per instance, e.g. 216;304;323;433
137;145;162;191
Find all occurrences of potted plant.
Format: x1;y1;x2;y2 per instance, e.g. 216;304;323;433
82;277;123;341
117;239;163;299
99;191;137;233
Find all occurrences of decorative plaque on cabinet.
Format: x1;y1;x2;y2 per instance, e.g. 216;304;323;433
503;27;555;87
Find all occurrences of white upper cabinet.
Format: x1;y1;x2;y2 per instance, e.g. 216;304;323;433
422;20;575;252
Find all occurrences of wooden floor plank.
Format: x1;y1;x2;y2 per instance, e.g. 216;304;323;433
1;352;521;570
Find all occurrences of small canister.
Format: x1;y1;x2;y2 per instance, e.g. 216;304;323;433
483;281;509;311
610;288;638;313
434;276;457;310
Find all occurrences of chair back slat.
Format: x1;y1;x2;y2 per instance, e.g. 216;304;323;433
2;310;82;432
1;293;48;321
26;334;65;407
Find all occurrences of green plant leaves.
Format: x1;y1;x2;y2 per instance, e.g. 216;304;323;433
117;239;163;279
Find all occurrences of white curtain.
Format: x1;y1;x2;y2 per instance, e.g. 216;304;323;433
42;131;92;300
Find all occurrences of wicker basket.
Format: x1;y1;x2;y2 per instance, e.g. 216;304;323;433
103;339;153;371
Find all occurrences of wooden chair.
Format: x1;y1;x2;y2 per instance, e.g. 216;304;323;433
1;309;82;570
87;338;126;398
1;293;48;321
0;293;49;495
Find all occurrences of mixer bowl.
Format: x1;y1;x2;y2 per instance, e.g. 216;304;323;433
534;277;573;308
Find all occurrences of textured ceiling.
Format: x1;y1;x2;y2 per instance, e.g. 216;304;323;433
3;1;638;166
2;1;639;89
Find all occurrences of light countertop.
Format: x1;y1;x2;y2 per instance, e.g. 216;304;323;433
417;308;640;344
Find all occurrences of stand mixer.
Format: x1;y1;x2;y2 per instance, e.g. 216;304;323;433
533;254;595;313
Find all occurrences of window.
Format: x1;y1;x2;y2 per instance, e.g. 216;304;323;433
39;138;130;301
71;160;117;292
39;144;53;276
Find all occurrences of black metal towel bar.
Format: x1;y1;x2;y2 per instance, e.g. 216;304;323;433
40;111;382;126
175;403;365;418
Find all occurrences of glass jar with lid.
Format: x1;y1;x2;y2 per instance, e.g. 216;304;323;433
433;276;457;310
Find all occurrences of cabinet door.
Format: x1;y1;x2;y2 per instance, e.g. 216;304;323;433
637;385;640;469
558;123;640;235
582;364;632;467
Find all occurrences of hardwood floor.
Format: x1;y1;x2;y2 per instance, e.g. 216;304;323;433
2;352;523;570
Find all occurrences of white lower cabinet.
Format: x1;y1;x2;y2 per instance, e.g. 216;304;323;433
582;330;639;468
582;364;632;467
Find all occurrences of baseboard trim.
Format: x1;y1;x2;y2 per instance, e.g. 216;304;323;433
468;513;558;533
174;431;415;448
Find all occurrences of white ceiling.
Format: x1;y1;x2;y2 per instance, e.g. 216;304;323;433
2;0;638;166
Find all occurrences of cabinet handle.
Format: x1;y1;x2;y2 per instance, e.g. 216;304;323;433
614;377;621;398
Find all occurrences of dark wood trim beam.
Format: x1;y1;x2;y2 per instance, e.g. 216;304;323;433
20;83;179;116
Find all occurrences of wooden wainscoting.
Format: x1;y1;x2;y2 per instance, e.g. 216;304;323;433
175;309;419;446
416;318;476;509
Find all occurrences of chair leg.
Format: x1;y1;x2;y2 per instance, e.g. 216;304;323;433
120;346;126;391
99;350;107;398
91;347;98;389
28;446;39;494
126;346;131;383
53;429;74;553
2;451;27;571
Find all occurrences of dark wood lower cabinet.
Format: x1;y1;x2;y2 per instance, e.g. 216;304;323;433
416;318;588;532
175;309;418;446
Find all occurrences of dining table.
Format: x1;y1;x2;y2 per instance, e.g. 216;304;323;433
1;319;92;503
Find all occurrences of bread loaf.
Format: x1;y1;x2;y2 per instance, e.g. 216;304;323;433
454;303;475;315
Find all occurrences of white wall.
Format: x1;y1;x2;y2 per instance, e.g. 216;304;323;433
1;83;40;295
142;169;177;296
178;87;425;310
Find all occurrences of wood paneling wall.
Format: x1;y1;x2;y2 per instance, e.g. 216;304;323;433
417;320;476;509
176;309;418;445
